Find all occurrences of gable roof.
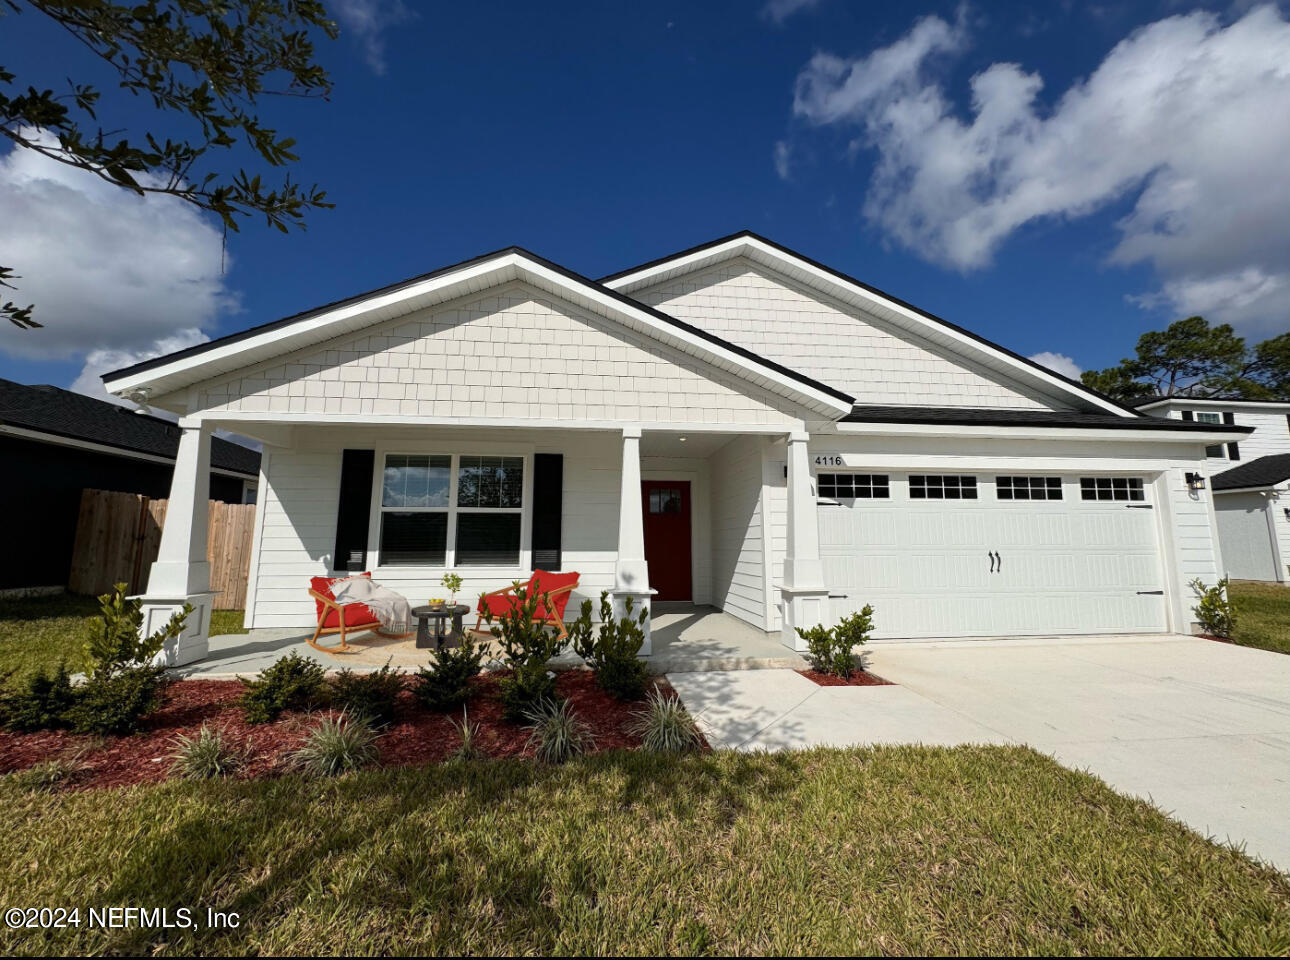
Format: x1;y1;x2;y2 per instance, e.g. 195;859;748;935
602;230;1140;419
102;246;853;419
1212;454;1290;492
0;379;260;476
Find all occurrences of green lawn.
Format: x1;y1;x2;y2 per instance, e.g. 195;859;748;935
1;746;1286;955
1229;580;1290;655
0;593;246;680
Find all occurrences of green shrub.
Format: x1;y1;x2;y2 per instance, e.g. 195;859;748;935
480;582;567;721
0;662;76;731
239;652;327;724
629;689;704;754
328;661;404;726
169;724;244;780
447;707;482;763
523;698;594;764
796;605;875;678
498;667;558;722
64;664;168;736
292;711;380;776
1191;578;1237;638
413;632;487;712
2;757;81;792
568;591;650;700
84;583;189;678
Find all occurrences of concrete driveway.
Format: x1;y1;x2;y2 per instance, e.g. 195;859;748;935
668;635;1290;871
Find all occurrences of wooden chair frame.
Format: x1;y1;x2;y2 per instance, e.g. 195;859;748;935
474;580;578;641
307;587;383;654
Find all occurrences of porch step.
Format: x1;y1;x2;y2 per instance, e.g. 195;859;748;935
650;653;809;674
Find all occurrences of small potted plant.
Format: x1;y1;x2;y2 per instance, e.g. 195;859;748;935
441;571;463;608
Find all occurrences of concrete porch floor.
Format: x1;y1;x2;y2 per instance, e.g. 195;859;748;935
180;603;801;678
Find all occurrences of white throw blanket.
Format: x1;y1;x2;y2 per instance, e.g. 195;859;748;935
330;576;412;634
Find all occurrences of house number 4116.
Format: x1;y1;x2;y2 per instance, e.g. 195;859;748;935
813;454;844;467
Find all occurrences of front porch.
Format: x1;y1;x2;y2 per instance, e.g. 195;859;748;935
137;417;828;668
179;603;805;678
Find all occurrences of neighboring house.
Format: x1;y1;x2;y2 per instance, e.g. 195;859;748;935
0;379;261;592
101;232;1246;665
1134;397;1290;583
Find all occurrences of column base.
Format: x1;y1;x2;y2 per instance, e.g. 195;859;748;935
137;591;217;667
610;587;658;657
780;586;831;652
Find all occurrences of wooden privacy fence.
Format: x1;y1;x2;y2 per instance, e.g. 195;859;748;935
68;489;256;609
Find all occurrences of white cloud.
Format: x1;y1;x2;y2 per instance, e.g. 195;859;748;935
0;133;234;395
762;0;821;24
69;329;211;407
790;4;1290;334
773;140;792;180
1027;351;1082;380
333;0;413;75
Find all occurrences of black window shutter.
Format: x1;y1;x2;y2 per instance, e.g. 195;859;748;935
1222;411;1235;424
531;453;563;571
1227;442;1241;461
333;449;375;573
1181;410;1194;421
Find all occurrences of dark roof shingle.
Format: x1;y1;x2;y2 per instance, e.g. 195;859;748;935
1212;454;1290;491
841;404;1252;432
0;379;260;476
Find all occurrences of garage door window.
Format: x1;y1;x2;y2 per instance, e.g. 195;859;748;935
1080;477;1145;501
909;475;977;500
818;473;889;499
996;476;1063;501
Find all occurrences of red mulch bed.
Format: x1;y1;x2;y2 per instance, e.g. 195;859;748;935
1199;633;1235;645
796;669;893;687
0;671;699;791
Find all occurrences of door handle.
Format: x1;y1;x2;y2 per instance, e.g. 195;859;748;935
988;551;996;573
996;551;1002;572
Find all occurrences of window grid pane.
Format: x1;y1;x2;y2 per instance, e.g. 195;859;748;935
995;476;1063;501
818;473;889;499
1079;477;1145;502
457;456;524;508
909;475;978;500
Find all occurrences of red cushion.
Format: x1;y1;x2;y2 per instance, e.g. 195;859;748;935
477;570;580;621
310;573;372;623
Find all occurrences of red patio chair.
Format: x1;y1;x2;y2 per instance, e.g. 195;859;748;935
475;570;580;641
307;572;383;654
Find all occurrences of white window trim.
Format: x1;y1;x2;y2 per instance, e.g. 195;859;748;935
367;442;534;576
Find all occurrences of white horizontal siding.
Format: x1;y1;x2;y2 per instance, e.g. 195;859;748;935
634;257;1064;410
709;434;767;628
1155;405;1290;466
246;429;623;629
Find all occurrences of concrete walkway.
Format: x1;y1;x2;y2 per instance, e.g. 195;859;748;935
669;635;1290;871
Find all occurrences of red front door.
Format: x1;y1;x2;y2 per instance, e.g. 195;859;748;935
641;480;692;601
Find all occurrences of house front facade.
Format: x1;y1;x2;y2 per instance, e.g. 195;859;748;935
1135;397;1290;583
102;233;1247;665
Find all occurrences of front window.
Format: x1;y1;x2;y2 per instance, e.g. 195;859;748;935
378;454;524;566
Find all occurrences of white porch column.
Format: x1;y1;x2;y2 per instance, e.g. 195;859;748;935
780;429;829;650
612;425;656;655
139;418;215;666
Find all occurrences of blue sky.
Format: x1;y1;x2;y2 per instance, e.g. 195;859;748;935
1;0;1287;397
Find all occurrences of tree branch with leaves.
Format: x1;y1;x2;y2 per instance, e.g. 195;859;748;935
0;0;338;328
1081;316;1290;401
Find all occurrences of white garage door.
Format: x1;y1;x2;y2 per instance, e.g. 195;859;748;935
818;472;1169;639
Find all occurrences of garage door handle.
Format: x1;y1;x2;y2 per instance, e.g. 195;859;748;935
996;551;1002;572
1136;590;1164;595
988;550;997;573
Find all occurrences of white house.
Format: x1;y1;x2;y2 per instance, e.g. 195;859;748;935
102;232;1248;665
1135;397;1290;583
